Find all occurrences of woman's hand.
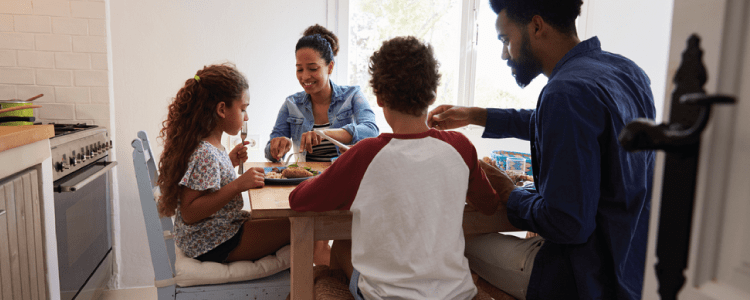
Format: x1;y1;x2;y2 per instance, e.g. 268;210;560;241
236;167;265;190
229;140;249;167
299;131;322;154
269;137;293;161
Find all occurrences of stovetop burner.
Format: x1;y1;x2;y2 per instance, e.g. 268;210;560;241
52;123;99;137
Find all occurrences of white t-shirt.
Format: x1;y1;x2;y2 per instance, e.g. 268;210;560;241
290;129;499;299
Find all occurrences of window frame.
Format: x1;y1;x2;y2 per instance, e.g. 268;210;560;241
329;0;590;123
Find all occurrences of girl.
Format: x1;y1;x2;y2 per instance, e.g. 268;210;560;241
157;63;290;263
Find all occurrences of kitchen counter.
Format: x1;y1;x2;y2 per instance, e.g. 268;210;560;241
0;125;54;153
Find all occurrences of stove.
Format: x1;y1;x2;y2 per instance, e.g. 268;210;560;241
49;123;116;300
50;123;113;182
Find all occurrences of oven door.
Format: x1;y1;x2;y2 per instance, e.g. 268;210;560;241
54;156;116;300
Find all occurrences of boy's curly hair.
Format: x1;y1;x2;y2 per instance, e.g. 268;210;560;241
368;36;440;116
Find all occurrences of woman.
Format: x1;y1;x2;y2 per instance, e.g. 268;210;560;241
265;24;378;162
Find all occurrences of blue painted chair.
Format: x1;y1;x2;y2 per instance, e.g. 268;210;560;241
131;131;290;300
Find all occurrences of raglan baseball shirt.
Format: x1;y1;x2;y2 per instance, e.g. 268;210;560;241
290;128;499;300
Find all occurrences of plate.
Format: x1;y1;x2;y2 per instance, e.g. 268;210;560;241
263;167;321;185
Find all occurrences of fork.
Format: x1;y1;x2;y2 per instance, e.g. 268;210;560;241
282;152;298;167
238;121;248;174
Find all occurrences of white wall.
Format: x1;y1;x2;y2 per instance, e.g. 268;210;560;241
578;0;674;123
108;0;328;288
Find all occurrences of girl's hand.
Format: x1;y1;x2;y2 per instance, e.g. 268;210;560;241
270;137;292;161
237;167;265;190
230;140;250;167
299;131;322;154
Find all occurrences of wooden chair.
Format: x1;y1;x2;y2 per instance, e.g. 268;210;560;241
131;130;290;299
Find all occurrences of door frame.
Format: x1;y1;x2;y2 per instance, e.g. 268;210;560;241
641;0;750;299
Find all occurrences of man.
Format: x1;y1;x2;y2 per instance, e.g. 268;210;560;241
428;0;656;299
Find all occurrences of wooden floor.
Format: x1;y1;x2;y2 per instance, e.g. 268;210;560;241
100;287;156;300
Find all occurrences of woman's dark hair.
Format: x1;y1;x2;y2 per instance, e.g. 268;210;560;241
369;36;440;117
489;0;583;35
157;63;248;217
296;24;339;64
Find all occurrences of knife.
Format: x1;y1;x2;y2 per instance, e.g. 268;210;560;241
313;129;350;151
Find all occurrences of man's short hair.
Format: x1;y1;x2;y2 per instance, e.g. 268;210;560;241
489;0;583;35
369;36;441;116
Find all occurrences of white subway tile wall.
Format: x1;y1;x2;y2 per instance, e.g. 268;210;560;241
0;0;109;126
0;50;15;66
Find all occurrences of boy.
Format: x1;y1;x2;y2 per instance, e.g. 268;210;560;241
290;36;500;300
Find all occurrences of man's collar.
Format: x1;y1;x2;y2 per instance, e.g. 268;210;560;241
549;36;601;79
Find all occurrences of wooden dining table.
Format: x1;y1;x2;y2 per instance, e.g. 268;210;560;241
244;161;519;300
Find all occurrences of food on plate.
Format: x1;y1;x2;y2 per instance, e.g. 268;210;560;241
282;167;314;178
264;165;320;180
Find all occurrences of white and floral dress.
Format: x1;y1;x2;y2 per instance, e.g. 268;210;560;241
173;140;250;258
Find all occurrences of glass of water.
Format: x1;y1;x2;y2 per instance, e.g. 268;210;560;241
506;157;526;176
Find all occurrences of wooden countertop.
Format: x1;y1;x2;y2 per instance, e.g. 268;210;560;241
0;125;54;152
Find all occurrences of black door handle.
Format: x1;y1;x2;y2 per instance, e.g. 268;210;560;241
618;93;735;152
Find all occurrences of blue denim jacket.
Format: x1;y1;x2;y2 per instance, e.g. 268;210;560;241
264;80;379;162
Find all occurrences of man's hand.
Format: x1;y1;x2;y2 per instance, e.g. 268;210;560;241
478;159;516;206
427;105;488;129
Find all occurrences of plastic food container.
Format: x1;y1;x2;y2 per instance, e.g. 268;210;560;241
0;100;34;126
491;150;533;176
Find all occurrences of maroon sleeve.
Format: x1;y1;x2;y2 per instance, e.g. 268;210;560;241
289;136;389;212
433;131;500;215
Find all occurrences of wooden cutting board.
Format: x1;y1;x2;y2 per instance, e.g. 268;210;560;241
0;125;54;152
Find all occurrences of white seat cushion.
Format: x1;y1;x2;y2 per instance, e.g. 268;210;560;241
173;244;290;287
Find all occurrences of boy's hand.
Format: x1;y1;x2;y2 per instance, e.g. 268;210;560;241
478;159;515;205
230;140;249;167
237;167;265;190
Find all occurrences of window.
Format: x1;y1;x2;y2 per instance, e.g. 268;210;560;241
346;0;547;133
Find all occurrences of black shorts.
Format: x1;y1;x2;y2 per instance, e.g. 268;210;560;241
195;226;244;263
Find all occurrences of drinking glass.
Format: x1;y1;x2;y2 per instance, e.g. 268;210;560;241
506;157;526;176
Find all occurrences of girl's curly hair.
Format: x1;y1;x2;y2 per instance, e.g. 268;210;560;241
156;63;248;217
369;36;440;116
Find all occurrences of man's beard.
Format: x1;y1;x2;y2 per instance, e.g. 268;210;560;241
507;33;543;88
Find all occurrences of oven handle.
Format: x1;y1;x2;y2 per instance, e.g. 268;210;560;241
57;161;118;193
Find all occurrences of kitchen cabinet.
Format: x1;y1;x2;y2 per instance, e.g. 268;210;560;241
0;168;46;300
0;125;58;300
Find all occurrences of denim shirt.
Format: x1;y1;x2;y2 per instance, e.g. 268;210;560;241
265;80;379;162
483;37;655;300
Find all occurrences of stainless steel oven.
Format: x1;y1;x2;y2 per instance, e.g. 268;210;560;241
50;124;115;300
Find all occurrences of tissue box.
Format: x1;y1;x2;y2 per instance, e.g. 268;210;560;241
491;150;533;176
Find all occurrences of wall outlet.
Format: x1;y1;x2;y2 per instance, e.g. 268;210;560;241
246;134;260;151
